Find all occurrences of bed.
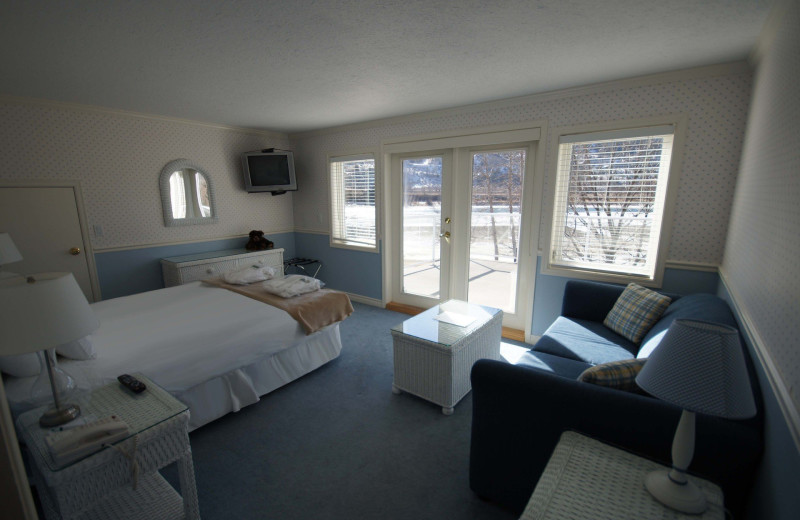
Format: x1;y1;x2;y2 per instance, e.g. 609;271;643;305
3;280;349;430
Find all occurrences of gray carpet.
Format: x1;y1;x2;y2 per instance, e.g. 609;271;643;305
165;302;518;520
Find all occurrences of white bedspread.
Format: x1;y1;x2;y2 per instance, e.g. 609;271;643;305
4;282;318;417
80;281;305;390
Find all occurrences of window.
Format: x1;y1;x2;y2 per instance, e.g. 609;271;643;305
330;153;377;250
547;124;677;283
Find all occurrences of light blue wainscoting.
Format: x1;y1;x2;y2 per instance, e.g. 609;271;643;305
293;232;382;301
717;282;800;520
530;257;721;336
95;232;296;300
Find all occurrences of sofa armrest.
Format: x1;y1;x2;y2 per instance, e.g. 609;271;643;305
560;280;626;321
469;359;762;517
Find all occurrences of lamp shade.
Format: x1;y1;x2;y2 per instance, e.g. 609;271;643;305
0;233;23;265
636;319;756;419
0;272;99;356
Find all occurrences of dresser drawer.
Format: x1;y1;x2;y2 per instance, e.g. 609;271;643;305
177;258;239;284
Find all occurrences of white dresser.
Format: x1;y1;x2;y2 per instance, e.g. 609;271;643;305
161;248;284;287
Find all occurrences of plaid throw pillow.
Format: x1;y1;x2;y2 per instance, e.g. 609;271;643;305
603;283;672;344
578;358;648;393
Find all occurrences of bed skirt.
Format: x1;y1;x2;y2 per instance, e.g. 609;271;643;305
177;322;343;430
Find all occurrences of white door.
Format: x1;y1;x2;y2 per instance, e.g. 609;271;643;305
391;150;453;309
390;144;535;330
0;186;98;301
456;145;531;330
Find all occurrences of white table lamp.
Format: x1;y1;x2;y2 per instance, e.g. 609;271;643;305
635;319;756;514
0;272;99;426
0;232;23;278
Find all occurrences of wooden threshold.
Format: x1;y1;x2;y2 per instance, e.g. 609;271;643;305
501;327;525;343
385;301;525;343
385;301;425;316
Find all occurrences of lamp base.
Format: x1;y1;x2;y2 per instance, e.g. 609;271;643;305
645;469;707;514
39;403;81;428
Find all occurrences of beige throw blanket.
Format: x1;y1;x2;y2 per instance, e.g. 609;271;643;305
204;277;354;335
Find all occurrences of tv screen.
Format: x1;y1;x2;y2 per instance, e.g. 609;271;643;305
242;151;297;193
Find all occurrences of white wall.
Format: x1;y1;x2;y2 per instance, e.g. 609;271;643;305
722;0;800;447
291;63;753;267
0;99;293;251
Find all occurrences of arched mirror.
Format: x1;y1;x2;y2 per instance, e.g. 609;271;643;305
159;159;218;226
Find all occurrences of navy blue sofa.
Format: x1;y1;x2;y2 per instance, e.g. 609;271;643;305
469;280;763;518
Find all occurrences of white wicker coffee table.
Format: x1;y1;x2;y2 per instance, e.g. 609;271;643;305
16;374;200;520
391;300;502;415
520;431;724;520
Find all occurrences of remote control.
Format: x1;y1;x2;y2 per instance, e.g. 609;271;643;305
117;374;146;393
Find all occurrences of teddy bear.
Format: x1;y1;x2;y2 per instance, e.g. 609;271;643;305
245;230;274;250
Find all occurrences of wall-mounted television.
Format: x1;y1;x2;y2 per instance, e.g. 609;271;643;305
241;149;297;194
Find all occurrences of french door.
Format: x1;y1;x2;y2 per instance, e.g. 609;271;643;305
390;143;534;330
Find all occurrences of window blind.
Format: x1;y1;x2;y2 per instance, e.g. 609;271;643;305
330;154;376;248
550;127;674;278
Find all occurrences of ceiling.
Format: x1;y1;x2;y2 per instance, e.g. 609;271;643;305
0;1;771;134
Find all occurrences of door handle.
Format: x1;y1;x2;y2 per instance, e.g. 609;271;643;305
439;231;451;239
69;247;81;256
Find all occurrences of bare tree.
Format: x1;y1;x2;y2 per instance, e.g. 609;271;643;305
506;151;521;259
562;137;662;266
481;155;500;261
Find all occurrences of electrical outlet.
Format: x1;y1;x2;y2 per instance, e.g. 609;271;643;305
93;225;104;237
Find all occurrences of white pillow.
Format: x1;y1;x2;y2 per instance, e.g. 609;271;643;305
261;275;324;298
0;352;41;377
56;335;96;360
223;265;277;285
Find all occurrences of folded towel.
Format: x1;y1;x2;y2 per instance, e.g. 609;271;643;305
260;274;324;298
222;265;277;285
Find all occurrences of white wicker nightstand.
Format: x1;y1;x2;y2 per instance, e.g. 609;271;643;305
391;300;502;415
16;374;200;520
520;431;724;520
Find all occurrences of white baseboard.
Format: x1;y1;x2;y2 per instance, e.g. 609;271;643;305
346;292;384;308
525;334;541;345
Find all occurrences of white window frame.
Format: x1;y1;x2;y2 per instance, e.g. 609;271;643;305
542;116;687;287
328;151;379;252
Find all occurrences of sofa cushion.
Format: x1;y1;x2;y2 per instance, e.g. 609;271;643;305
604;283;672;343
637;293;738;358
532;317;638;365
515;350;593;379
578;358;647;393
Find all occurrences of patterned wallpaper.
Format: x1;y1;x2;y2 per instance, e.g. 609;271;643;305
291;67;753;265
722;2;800;429
0;101;293;250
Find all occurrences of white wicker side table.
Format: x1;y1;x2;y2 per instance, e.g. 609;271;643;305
16;374;200;520
391;300;502;415
520;431;724;520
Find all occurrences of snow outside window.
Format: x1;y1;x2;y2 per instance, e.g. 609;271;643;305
548;125;675;281
330;154;377;250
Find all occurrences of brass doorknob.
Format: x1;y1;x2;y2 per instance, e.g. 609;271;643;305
439;231;451;239
69;247;81;256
